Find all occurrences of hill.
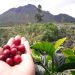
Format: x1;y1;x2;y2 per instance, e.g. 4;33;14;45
0;4;75;24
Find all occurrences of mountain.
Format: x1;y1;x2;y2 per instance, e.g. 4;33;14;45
55;14;75;22
0;4;75;24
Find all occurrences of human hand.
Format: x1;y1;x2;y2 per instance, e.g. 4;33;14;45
0;36;35;75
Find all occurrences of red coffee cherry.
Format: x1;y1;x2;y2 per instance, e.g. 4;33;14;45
18;44;25;53
6;58;14;66
2;49;10;58
13;55;22;64
10;48;17;56
13;38;21;46
11;44;17;49
0;36;26;66
3;44;10;50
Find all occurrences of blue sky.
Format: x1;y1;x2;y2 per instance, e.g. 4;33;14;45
0;0;75;17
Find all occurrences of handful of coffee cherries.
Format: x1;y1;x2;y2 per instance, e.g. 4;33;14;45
0;37;26;66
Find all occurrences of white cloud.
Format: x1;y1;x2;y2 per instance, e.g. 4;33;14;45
0;0;75;17
57;4;75;17
50;0;75;17
57;0;75;7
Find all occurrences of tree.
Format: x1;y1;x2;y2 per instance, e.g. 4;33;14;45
35;4;43;22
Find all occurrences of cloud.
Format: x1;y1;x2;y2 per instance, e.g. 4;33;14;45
0;0;75;17
57;0;75;7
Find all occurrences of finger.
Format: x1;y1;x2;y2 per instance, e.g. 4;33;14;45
20;54;35;72
15;35;21;39
21;54;34;65
0;47;3;54
21;54;33;63
21;37;26;44
7;35;21;46
7;37;15;46
21;37;31;54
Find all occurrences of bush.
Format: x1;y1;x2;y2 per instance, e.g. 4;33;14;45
42;23;59;42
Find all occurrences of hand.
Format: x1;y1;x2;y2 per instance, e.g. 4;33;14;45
0;36;35;75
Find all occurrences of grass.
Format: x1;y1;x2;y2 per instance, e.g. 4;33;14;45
0;22;75;46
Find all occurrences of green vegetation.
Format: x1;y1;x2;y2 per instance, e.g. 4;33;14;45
0;22;75;75
31;37;67;74
0;23;60;46
31;37;75;75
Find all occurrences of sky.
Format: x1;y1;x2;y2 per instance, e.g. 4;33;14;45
0;0;75;17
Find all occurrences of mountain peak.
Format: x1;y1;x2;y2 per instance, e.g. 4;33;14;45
23;4;37;10
4;4;37;13
25;4;36;7
0;4;75;24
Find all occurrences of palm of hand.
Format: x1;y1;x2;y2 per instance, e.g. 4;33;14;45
0;36;35;75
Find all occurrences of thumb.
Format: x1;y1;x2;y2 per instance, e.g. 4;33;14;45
7;37;15;46
20;54;35;71
21;37;31;54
